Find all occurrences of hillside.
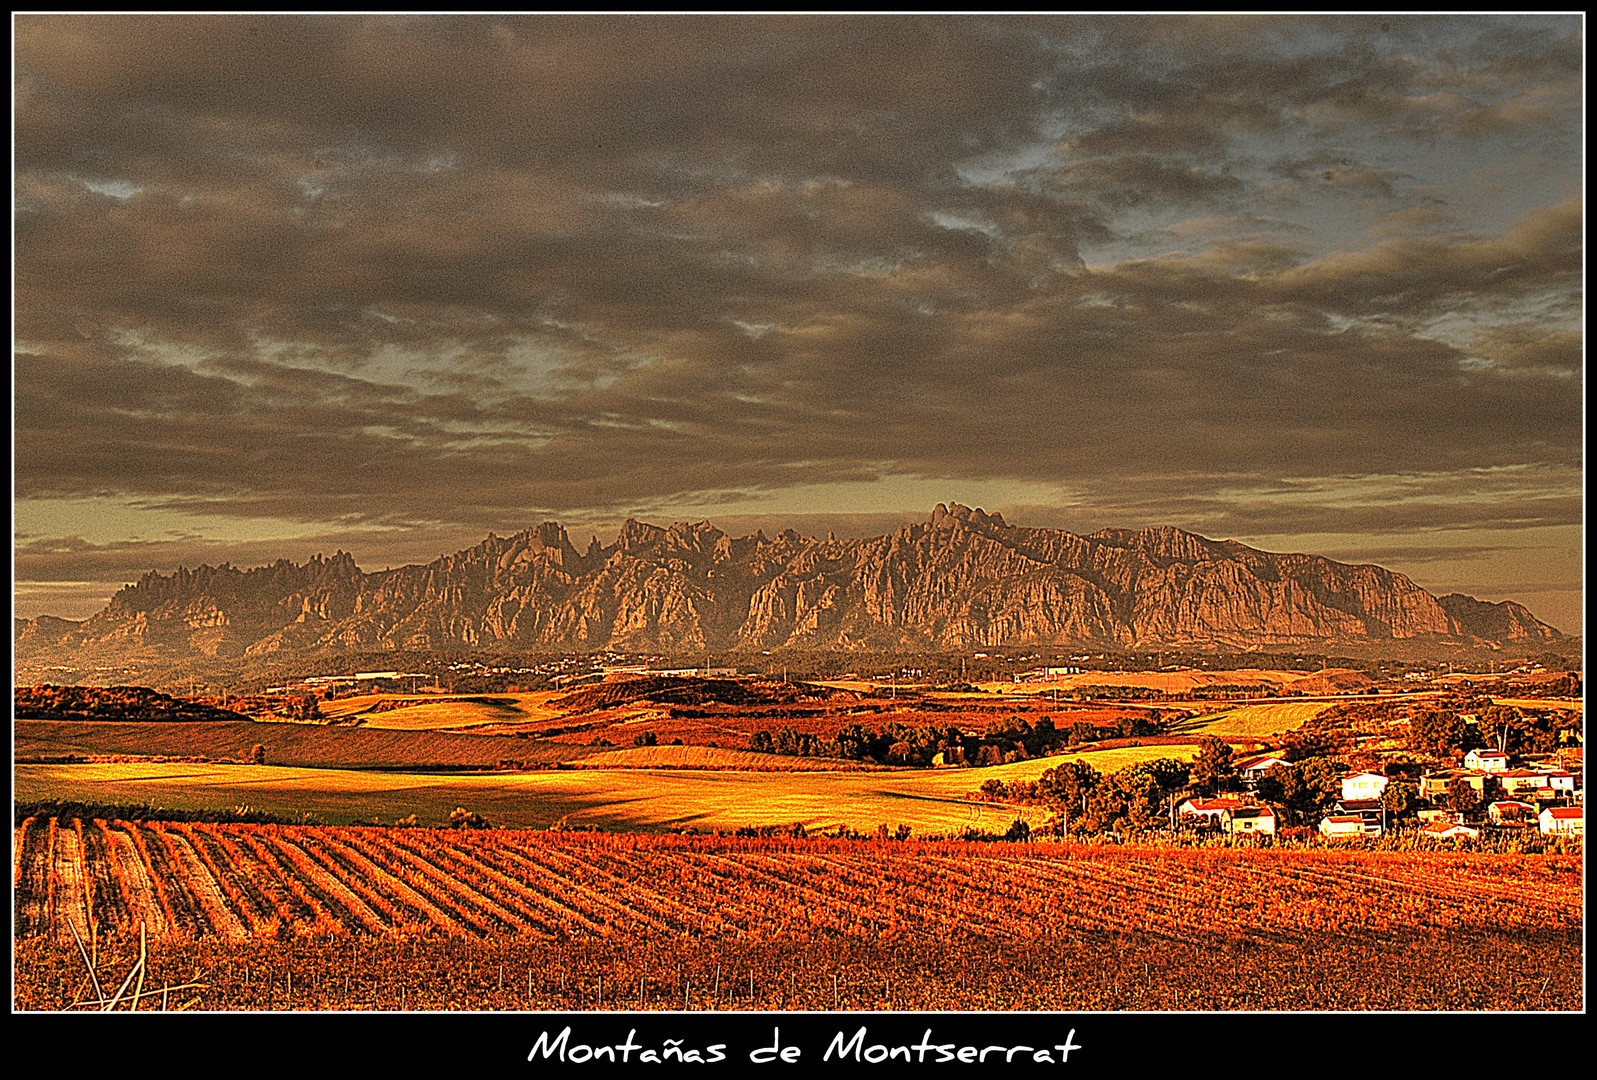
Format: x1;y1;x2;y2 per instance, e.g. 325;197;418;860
15;504;1563;661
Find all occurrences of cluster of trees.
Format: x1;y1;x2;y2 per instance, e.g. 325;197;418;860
14;684;251;723
1402;697;1578;760
1280;726;1348;762
748;710;1167;766
1071;685;1169;701
1254;759;1341;825
220;693;322;722
1407;709;1487;757
1495;672;1581;697
1477;705;1580;755
1024;757;1193;834
749;721;970;765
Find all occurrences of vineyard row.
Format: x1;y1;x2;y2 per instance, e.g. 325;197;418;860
13;819;1582;947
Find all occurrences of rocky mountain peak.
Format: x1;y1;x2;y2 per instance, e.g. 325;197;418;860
14;506;1564;660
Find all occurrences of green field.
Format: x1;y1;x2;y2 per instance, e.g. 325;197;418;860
14;759;1053;836
1170;702;1329;739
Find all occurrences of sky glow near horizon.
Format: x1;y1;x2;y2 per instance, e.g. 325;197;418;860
12;15;1585;632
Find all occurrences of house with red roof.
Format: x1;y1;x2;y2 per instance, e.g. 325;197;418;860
1487;800;1538;826
1539;807;1582;837
1419;820;1480;840
1499;769;1577;798
1178;796;1244;827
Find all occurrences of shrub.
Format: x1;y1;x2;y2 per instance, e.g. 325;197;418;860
448;807;490;829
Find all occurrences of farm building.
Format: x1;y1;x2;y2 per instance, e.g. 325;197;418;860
1539;807;1583;837
1419;821;1480;840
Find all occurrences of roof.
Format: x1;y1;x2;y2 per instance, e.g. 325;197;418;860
1237;755;1288;771
1543;807;1582;821
1230;806;1275;819
1488;800;1536;810
1322;815;1364;825
1336;799;1384;812
1182;797;1243;812
1343;771;1388;781
1421;821;1478;836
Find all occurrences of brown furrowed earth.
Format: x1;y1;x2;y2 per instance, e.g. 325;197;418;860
12;820;1582;1010
14;719;598;771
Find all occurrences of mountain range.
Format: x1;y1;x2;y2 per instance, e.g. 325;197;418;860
14;503;1562;660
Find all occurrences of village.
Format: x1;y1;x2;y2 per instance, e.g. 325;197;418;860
1179;742;1583;841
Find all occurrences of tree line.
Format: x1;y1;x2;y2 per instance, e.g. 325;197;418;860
747;711;1167;766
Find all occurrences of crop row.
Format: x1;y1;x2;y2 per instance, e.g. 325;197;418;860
13;819;1582;946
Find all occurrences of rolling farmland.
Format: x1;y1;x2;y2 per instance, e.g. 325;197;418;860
1171;702;1330;739
13;820;1582;1010
14;760;1052;834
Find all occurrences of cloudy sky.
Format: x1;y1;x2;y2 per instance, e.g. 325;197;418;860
14;15;1584;631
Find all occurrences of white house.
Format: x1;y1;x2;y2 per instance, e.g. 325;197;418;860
1340;771;1389;801
1420;820;1480;840
1319;815;1367;838
1236;756;1289;788
1539;807;1583;837
1224;806;1276;835
1463;749;1510;773
1499;769;1577;798
1542;770;1577;796
1418;770;1488;802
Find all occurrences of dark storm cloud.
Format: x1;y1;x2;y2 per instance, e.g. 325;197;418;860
13;14;1583;611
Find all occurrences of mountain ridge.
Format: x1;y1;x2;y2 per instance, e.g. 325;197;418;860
14;503;1563;659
